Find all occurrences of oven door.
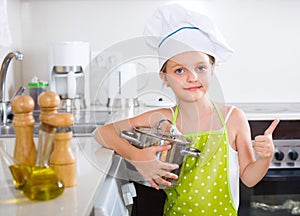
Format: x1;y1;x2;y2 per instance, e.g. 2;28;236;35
239;169;300;216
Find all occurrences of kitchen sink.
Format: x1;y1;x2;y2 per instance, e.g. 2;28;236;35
0;125;15;137
0;124;97;138
71;125;97;137
71;110;116;125
32;110;115;125
0;110;113;138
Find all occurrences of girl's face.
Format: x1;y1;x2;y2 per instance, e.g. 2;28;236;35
160;51;215;102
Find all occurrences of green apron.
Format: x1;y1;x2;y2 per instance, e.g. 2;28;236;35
164;104;237;216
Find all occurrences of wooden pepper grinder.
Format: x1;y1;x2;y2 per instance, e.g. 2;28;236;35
48;113;76;187
11;95;36;166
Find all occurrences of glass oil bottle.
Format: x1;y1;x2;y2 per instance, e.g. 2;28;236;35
0;142;31;189
21;122;65;201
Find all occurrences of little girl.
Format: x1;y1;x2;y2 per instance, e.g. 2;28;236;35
95;4;279;216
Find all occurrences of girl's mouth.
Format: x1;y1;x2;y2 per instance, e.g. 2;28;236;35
185;86;202;91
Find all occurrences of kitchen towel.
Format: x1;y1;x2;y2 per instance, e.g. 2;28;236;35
0;0;12;47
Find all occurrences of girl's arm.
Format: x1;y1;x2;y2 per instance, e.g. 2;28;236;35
230;108;279;187
94;109;179;189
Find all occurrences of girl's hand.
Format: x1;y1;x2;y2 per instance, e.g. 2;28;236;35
127;145;179;190
253;119;280;159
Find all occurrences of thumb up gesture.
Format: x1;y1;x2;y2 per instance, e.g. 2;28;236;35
253;119;280;159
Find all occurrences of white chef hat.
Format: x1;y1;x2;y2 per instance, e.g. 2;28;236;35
144;4;234;69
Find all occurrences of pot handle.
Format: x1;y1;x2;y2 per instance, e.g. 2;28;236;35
156;119;176;134
120;130;141;145
180;147;201;157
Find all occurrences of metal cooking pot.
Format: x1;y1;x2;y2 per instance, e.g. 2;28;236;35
120;119;200;187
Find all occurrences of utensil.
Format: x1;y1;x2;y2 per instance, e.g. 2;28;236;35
120;119;201;187
121;119;200;160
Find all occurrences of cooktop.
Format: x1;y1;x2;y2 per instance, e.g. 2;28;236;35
231;103;300;120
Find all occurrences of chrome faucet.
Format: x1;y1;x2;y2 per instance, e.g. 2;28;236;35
0;51;24;124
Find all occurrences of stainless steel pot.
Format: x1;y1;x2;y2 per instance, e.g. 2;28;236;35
120;119;200;187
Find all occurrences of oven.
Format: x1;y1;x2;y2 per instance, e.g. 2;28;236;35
236;103;300;216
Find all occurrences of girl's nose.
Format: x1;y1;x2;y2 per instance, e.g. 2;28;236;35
187;70;199;82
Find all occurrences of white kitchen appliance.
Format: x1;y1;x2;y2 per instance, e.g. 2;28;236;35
106;63;139;108
49;41;90;109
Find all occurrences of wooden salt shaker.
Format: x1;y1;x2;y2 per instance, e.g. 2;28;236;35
11;95;36;166
38;91;60;122
48;113;76;187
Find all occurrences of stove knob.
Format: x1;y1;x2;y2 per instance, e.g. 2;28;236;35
274;149;284;161
288;149;298;161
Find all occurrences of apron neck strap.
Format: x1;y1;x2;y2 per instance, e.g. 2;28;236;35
172;100;227;128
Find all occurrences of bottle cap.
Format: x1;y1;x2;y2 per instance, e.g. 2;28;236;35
28;76;48;87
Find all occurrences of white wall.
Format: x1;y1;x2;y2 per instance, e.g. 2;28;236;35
0;0;23;100
4;0;300;103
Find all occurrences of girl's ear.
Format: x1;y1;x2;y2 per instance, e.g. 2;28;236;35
160;71;170;86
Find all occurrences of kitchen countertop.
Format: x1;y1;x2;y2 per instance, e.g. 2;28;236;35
231;102;300;120
0;105;162;216
0;136;114;216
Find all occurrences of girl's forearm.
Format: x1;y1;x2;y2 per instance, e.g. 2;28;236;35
94;125;139;161
241;157;272;187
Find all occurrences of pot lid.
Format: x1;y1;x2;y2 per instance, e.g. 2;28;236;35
133;126;191;145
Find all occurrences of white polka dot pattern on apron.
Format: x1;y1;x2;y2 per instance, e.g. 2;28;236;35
164;131;237;216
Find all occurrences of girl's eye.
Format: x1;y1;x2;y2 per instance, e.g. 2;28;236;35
196;65;207;73
175;68;184;74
